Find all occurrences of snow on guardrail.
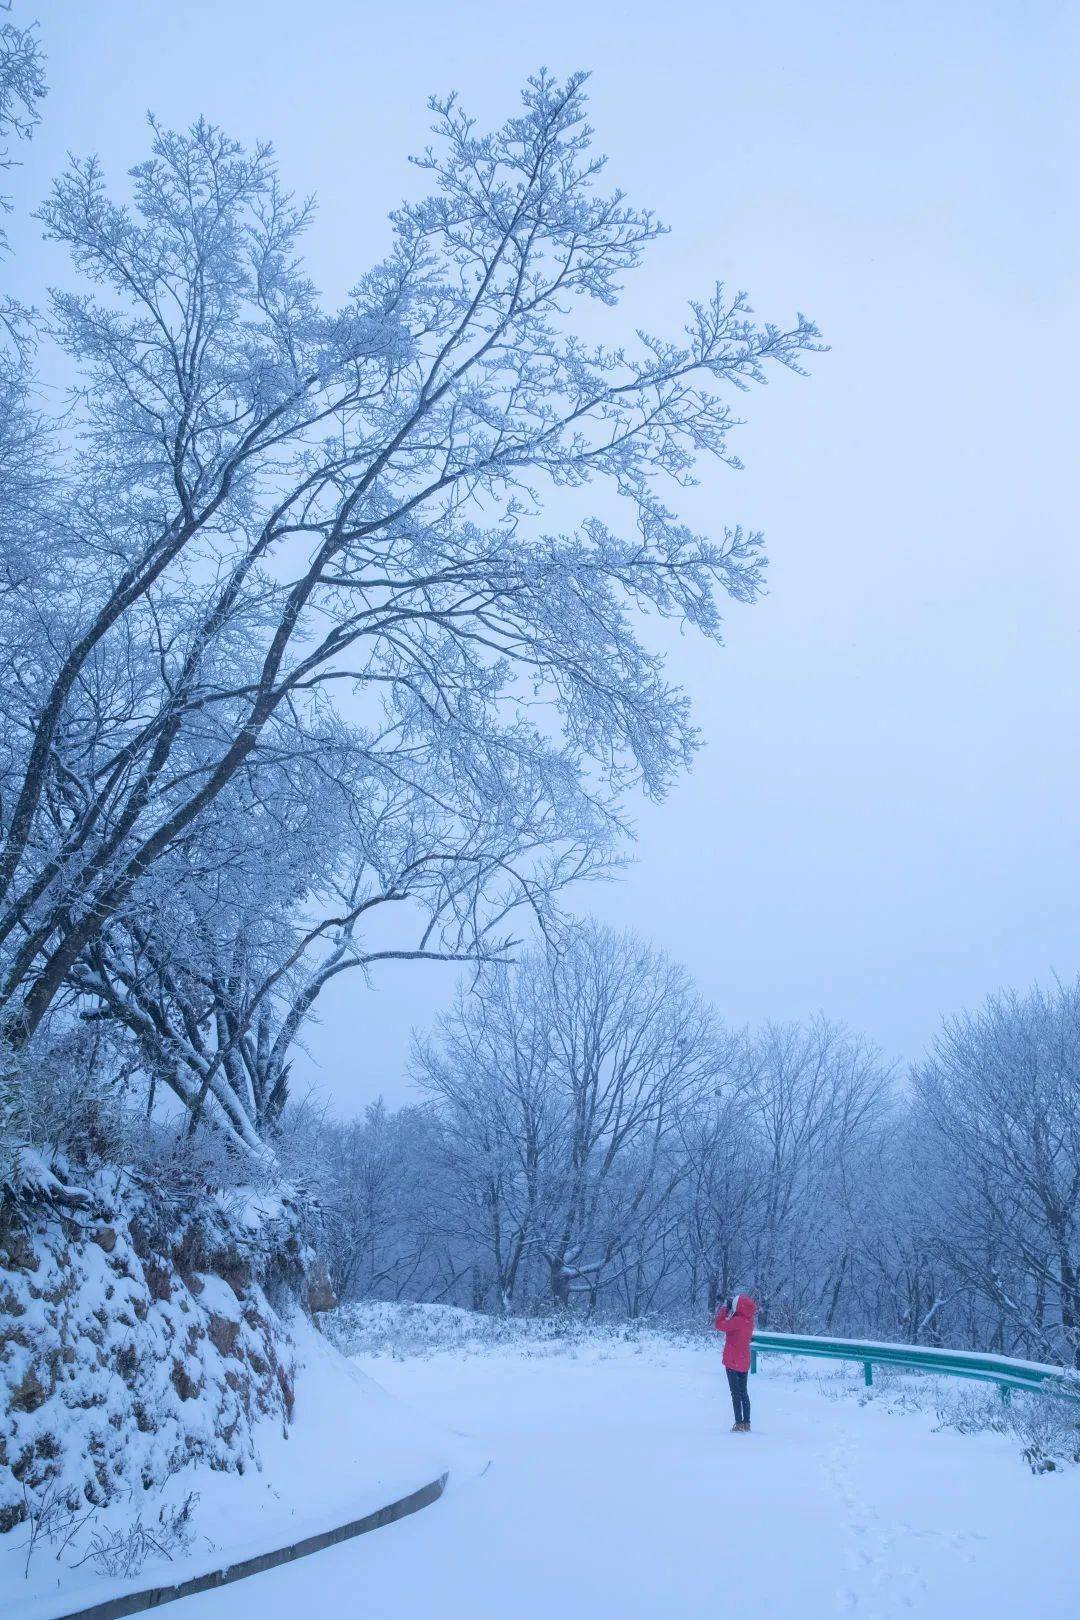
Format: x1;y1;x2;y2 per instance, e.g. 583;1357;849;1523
750;1330;1080;1398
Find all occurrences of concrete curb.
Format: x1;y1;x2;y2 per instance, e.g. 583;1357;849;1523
50;1472;449;1620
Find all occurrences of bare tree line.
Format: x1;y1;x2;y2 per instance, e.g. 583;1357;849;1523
310;931;1080;1368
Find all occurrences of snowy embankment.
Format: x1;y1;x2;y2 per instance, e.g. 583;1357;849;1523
1;1189;458;1619
178;1303;1079;1620
3;1317;456;1619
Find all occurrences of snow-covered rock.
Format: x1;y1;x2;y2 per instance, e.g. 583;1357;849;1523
0;1172;297;1539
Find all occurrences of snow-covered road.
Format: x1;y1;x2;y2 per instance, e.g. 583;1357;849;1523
181;1343;1078;1620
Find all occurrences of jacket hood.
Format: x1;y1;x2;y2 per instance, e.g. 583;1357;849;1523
731;1293;755;1319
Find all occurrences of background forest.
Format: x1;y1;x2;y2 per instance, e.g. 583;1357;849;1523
1;0;1076;1409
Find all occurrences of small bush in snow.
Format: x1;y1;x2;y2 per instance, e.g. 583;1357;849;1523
73;1494;198;1579
933;1384;1010;1437
1007;1391;1080;1474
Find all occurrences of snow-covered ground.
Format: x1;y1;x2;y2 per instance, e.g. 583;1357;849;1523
174;1314;1079;1620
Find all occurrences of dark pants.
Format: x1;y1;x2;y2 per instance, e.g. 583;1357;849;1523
726;1367;750;1425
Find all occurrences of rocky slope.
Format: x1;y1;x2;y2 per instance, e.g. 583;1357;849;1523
1;1161;313;1539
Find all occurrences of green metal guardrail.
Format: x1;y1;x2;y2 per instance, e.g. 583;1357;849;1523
749;1330;1080;1402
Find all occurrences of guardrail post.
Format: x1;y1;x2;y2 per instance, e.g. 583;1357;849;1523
863;1361;873;1387
750;1348;757;1374
998;1383;1012;1404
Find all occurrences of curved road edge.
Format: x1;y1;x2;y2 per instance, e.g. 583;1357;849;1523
49;1473;450;1620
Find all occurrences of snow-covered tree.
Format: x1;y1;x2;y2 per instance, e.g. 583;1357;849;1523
311;1101;444;1303
912;982;1080;1366
416;923;725;1309
72;725;611;1158
0;2;45;348
0;72;820;1067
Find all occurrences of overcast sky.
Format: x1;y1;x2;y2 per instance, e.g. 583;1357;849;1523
13;0;1079;1109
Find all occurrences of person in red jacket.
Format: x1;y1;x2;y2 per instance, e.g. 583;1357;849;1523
714;1290;757;1431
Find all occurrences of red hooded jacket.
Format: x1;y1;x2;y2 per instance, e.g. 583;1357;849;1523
713;1294;757;1372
